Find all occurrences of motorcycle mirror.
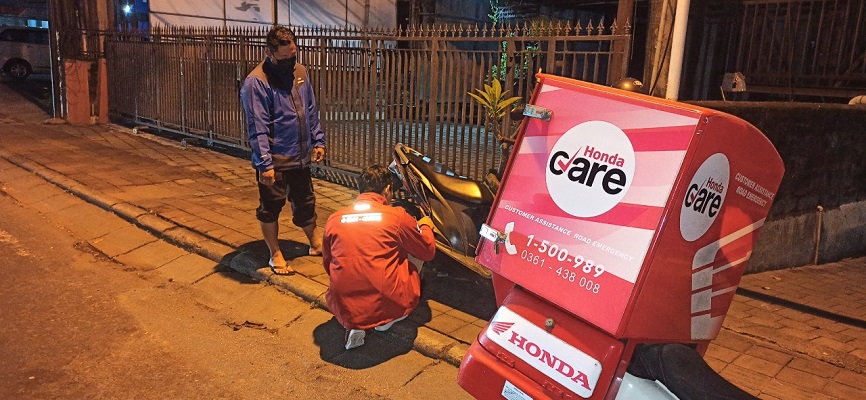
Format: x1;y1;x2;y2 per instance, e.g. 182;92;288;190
509;106;525;121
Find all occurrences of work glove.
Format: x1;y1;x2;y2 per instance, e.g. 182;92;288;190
417;216;434;229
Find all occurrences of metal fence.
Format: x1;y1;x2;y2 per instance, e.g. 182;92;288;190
107;22;630;180
736;0;866;98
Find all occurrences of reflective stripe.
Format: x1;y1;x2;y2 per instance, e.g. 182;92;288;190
341;213;383;223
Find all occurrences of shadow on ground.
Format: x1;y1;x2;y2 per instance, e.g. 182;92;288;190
1;74;52;114
312;311;426;369
421;253;497;321
219;237;498;326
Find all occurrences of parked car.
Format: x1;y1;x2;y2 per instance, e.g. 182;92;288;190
0;26;50;80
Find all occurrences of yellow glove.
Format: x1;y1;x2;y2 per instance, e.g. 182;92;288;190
417;216;434;229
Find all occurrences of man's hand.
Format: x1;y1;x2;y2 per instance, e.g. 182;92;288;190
312;147;326;163
259;169;276;186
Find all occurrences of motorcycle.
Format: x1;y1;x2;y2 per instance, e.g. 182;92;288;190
387;146;758;400
446;74;784;400
388;143;499;278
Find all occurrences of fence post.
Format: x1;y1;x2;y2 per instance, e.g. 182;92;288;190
367;37;378;164
503;34;516;141
427;36;440;152
206;34;215;146
154;32;163;132
180;37;188;134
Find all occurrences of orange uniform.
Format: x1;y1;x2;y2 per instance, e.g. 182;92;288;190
323;192;436;330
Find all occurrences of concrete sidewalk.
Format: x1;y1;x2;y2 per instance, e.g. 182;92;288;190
1;83;864;398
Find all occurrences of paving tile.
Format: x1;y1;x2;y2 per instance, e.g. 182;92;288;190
706;342;742;363
744;345;794;365
49;202;132;241
759;377;836;400
114;240;188;271
157;253;219;284
810;336;855;353
825;379;866;398
718;364;772;397
775;366;830;392
390;361;473;400
731;353;785;377
224;286;310;330
787;357;841;379
445;308;479;323
88;224;158;258
27;190;83;215
832;369;866;390
192;269;263;310
714;329;757;353
449;323;483;344
426;313;469;335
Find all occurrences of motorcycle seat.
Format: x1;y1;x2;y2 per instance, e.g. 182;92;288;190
405;151;495;205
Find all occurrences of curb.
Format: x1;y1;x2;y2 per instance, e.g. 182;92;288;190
0;149;468;366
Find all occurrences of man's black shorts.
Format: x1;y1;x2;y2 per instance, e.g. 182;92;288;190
256;168;317;227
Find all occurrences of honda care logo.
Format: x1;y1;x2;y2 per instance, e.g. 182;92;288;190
546;121;635;217
680;153;730;241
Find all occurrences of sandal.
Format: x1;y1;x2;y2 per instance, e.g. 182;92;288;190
268;259;295;276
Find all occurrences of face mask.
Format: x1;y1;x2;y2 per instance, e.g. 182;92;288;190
273;56;296;74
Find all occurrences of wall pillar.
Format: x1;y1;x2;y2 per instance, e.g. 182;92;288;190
64;60;93;126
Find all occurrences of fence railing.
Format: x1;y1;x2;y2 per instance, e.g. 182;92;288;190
736;0;866;98
106;23;630;180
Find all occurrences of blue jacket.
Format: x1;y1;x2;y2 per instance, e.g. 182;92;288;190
241;61;325;171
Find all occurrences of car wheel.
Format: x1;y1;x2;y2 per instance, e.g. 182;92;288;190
5;60;32;80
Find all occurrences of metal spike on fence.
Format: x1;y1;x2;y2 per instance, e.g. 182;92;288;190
586;20;594;36
598;20;605;35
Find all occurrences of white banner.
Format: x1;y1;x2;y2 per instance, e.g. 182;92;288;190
149;0;396;28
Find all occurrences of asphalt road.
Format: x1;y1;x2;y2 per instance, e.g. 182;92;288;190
0;183;471;399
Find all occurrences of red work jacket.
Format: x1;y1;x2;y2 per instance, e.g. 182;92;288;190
323;192;436;330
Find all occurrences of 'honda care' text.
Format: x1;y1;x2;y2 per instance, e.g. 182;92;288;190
546;121;635;217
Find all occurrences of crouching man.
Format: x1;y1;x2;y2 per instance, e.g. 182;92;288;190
322;164;436;350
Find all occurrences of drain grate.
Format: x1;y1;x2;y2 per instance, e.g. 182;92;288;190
311;164;360;190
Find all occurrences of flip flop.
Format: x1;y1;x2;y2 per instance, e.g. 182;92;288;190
308;248;322;257
268;259;295;276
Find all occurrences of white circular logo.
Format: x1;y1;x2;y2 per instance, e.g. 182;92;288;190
545;121;635;217
680;153;730;242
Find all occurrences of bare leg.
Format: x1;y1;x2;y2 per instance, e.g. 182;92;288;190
302;223;322;255
260;221;286;265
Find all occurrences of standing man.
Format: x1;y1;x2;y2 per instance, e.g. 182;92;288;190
323;165;436;350
241;26;326;275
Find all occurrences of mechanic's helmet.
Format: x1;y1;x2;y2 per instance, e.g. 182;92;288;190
612;77;645;94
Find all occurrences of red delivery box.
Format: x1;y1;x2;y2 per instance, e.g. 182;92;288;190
476;73;784;339
460;73;784;399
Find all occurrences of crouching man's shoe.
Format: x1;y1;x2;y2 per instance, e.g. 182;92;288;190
374;314;409;332
345;329;366;350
